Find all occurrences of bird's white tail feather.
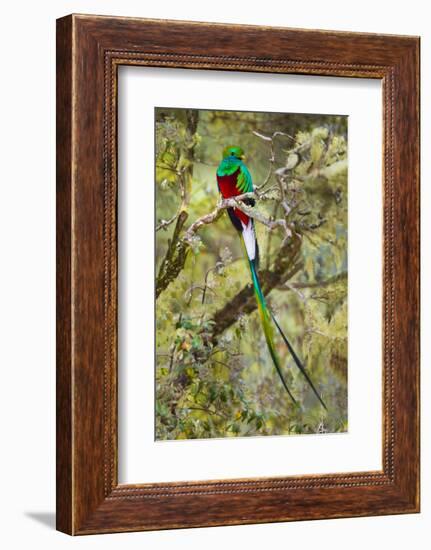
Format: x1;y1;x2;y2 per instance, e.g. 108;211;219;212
241;220;256;261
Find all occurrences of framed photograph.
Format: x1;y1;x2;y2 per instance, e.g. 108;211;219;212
56;14;420;534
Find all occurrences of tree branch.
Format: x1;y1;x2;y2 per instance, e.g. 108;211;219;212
156;211;189;298
252;130;297;191
156;169;187;232
183;193;292;244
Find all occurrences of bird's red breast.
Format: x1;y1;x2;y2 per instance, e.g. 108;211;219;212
217;170;250;226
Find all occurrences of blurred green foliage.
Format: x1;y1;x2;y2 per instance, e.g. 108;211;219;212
155;108;348;440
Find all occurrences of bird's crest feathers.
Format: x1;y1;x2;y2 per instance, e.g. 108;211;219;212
222;145;245;159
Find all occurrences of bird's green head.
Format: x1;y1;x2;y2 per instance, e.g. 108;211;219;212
222;145;245;160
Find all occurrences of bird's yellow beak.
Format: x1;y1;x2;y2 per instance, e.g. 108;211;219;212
241;154;246;161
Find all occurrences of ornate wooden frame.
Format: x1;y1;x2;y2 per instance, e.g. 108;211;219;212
56;14;420;535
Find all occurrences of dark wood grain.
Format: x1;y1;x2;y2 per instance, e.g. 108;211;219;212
56;15;73;535
56;14;420;535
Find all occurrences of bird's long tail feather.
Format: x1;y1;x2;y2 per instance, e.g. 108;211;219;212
270;311;327;410
240;230;326;410
243;244;296;404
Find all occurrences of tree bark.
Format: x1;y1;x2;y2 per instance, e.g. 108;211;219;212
156;211;189;299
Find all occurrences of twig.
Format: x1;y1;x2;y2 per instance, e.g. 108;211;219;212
212;359;232;369
265;201;279;270
185;284;218;303
253;131;276;190
284;282;307;302
202;263;222;305
156;170;187;232
253;130;298;191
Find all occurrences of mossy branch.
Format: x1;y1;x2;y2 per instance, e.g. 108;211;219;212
183;192;292;245
156;211;189;299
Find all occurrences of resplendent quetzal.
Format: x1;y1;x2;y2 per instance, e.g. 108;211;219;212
216;145;327;410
